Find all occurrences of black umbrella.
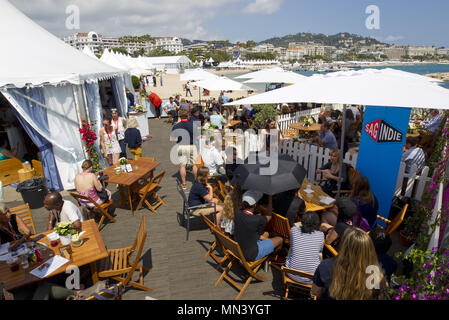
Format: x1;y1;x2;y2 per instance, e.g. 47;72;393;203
233;153;306;196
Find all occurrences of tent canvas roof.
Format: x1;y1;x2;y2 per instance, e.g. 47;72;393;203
143;56;192;65
0;0;124;88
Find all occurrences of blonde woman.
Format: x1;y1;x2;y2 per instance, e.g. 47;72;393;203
316;149;349;196
100;115;121;165
312;228;389;300
124;116;142;160
220;185;242;235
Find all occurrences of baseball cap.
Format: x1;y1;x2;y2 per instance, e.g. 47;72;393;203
242;190;263;206
336;197;357;219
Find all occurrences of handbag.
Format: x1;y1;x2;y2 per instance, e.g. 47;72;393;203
97;187;109;203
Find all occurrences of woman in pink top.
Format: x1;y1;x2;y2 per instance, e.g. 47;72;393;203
74;160;111;207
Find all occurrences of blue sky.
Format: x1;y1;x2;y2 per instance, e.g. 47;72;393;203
10;0;449;47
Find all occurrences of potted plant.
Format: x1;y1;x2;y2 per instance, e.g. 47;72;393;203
303;116;312;127
119;157;128;171
55;222;75;245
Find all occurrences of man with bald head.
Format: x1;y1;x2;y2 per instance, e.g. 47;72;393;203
44;192;83;231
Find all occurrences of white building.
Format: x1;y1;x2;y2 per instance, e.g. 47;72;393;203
252;44;275;53
147;37;183;54
63;31;103;54
407;46;436;57
286;47;307;60
437;48;449;56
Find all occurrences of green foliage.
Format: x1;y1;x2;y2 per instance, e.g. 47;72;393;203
55;222;75;236
146;47;175;57
252;104;280;129
131;48;146;58
204;50;232;62
131;75;140;89
245;52;276;60
119;34;153;43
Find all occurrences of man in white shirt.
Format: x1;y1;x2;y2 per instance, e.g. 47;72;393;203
201;137;224;175
402;137;426;173
162;96;178;124
44;192;84;231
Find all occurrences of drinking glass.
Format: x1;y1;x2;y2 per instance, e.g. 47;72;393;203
7;257;20;272
50;239;59;247
20;251;29;269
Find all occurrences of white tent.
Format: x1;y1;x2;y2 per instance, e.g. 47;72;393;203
82;46;98;60
142;56;192;73
0;0;128;190
194;76;252;91
226;68;449;109
243;69;307;84
235;67;284;79
208;57;215;63
180;69;219;82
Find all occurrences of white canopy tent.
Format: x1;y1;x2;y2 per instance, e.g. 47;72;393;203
243;69;307;84
142;56;192;74
180;69;219;82
0;0;128;190
82;46;98;60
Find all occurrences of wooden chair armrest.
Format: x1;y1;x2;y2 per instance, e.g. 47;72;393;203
324;243;338;256
376;215;391;224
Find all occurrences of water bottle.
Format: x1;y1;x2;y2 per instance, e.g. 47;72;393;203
0;180;3;201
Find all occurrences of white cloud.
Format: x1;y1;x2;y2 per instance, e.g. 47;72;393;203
9;0;239;40
243;0;284;15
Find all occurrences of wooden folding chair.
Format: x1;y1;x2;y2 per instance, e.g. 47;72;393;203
266;213;291;245
0;158;23;186
97;215;152;291
135;171;166;214
199;213;229;265
324;243;339;257
282;129;299;140
212;228;267;300
31;160;44;178
139;157;155;163
9;203;36;235
69;192;116;231
280;266;316;300
376;204;408;235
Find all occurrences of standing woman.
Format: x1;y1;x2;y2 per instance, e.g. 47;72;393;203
100;115;121;166
111;108;127;159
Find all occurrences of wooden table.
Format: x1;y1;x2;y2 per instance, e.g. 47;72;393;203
298;178;335;212
103;158;160;215
289;122;321;132
226;120;241;129
0;219;108;291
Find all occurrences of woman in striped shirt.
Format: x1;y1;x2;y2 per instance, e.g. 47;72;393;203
285;212;324;284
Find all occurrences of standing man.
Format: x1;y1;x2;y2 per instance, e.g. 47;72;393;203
148;91;163;119
125;88;135;113
171;109;198;189
152;75;157;87
44;192;83;232
402;137;426;173
185;81;193;97
160;74;163;87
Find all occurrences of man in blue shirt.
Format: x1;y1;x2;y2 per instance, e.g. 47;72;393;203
210;110;227;129
417;109;443;134
314;122;338;150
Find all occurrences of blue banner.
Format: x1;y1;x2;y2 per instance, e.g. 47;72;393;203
356;106;411;221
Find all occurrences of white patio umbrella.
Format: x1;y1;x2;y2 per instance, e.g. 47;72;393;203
235;67;284;79
193;76;252;91
180;68;218;81
243;69;307;84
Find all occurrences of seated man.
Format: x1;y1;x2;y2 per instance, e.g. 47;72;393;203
416;109;443;134
162;96;178;124
313;122;338;150
402;136;425;173
44;192;84;232
209;109;227;129
200;136;225;176
234;191;283;261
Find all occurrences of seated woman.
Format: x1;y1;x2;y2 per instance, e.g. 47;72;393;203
0;203;31;249
188;167;224;226
220;184;242;236
74;160;111;207
312;228;388;300
0;137;19;161
351;176;379;229
316;149;350;196
285;212;324;285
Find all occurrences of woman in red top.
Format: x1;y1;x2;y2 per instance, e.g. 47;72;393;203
148;91;162;119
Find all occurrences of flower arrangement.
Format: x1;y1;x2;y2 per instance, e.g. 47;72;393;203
119;157;128;166
55;222;75;237
303;116;312;127
79;120;100;172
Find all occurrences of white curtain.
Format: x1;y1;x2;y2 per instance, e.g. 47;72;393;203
42;85;85;190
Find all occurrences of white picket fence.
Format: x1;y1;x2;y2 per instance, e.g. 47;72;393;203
276;108;322;131
278;139;432;201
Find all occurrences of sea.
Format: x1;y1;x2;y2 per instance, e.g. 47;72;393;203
226;63;449;93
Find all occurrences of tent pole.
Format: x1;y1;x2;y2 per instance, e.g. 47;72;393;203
337;104;347;199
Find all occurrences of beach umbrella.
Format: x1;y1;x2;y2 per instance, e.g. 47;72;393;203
193;76;252;91
243;69;307;84
232;155;307;195
235;67;284;79
180;69;218;81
